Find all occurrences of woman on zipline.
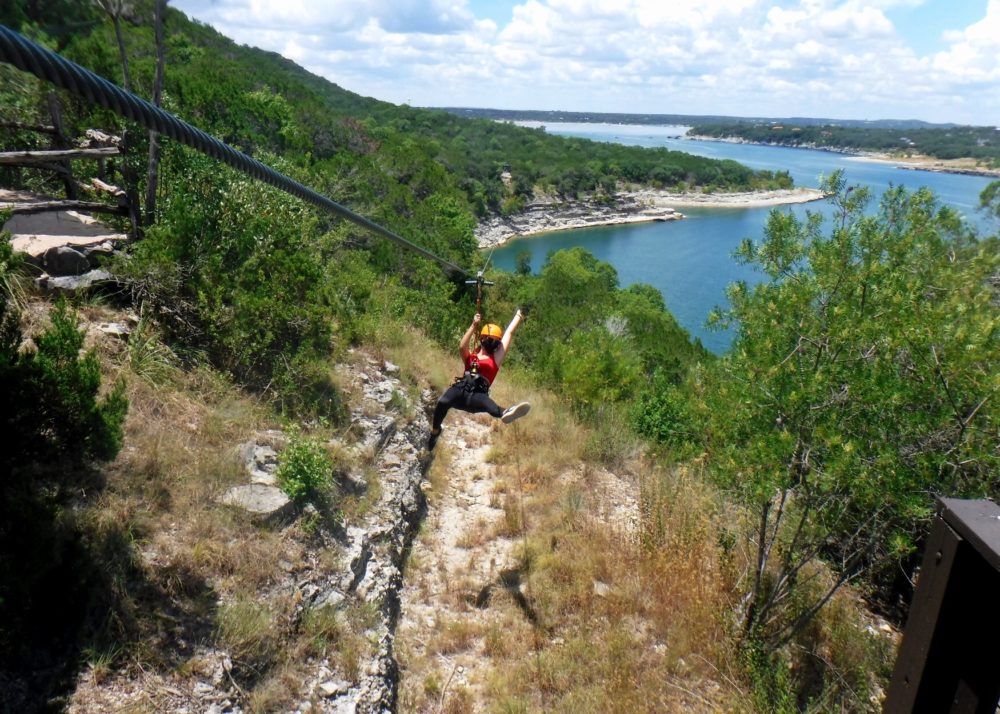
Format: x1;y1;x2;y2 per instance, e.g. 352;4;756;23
428;308;530;451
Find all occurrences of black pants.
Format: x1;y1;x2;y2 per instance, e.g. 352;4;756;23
432;384;503;430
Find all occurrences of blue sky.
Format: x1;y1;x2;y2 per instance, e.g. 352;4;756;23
171;0;1000;125
885;0;987;54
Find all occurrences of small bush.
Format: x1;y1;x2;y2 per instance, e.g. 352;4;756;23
276;431;333;501
1;298;128;470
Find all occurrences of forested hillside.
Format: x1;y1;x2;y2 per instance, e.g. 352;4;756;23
1;1;791;222
2;2;999;712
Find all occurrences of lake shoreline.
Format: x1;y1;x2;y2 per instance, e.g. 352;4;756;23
685;135;1000;179
476;187;826;248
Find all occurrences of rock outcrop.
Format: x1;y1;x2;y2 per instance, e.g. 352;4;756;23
476;192;682;248
290;354;431;713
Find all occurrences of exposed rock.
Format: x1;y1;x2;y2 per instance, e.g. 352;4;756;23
79;240;118;261
96;321;131;338
302;355;431;713
63;348;433;712
42;245;91;275
2;188;127;256
475;192;683;248
319;679;352;698
36;268;114;296
219;484;295;524
237;440;280;486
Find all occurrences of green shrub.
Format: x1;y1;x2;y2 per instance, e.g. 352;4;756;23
0;295;128;669
272;356;349;424
1;297;127;472
276;431;333;501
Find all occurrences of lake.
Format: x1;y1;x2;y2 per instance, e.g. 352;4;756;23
491;123;997;353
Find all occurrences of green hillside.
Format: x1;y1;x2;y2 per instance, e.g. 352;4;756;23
1;3;999;712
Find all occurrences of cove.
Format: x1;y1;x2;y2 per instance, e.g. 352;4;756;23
490;123;996;354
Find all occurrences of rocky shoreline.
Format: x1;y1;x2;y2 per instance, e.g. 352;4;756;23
475;187;826;249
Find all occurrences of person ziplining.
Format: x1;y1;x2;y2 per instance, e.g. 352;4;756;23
427;269;530;451
427;308;531;451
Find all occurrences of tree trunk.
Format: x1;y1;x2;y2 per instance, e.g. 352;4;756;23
119;132;142;241
742;498;772;639
106;5;140;239
144;0;167;227
111;13;133;93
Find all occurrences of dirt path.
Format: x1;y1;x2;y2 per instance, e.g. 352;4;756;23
396;412;523;712
396;409;643;712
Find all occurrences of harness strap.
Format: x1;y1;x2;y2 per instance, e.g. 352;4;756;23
454;367;490;393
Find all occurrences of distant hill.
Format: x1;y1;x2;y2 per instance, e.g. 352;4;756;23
436;107;960;131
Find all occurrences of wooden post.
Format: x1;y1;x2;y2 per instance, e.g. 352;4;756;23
885;498;1000;713
47;93;77;200
145;0;167;227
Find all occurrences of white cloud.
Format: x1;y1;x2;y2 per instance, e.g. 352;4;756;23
930;0;1000;85
816;2;894;37
170;0;1000;124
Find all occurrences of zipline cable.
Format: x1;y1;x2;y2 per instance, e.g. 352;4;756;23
0;25;472;280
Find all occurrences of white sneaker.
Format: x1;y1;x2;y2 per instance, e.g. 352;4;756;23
501;402;531;424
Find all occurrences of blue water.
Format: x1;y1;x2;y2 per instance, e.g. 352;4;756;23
493;123;997;353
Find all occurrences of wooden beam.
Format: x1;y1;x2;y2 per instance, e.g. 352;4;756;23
0;147;120;165
0;120;58;134
3;200;128;216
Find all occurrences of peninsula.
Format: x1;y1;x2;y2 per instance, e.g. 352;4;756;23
475;186;826;248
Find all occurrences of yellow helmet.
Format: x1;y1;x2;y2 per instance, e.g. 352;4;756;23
480;323;502;340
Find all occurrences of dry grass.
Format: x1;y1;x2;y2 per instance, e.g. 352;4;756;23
426;439;455;498
388;330;749;710
49;300;387;707
215;595;280;667
487;376;587;482
369;319;458;392
471;381;750;712
390;324;894;711
455;517;494;548
428;617;481;656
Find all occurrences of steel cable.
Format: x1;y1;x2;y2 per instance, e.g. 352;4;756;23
0;24;471;279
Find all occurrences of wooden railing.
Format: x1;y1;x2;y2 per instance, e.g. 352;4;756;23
885;498;1000;713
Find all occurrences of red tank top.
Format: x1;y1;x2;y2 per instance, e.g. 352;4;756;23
465;351;499;386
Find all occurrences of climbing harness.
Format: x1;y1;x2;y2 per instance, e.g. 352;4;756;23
0;25;471;280
454;368;490;394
